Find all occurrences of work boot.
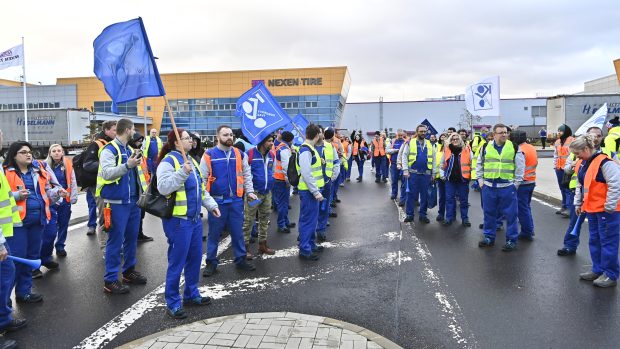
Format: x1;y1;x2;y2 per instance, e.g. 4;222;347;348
167;306;187;320
404;216;414;223
436;215;444;222
42;261;59;270
103;281;129;294
462;220;471;227
32;269;43;279
501;241;517;252
593;275;617;288
329;212;338;218
287;222;296;228
122;269;147;285
277;227;291;234
258;241;275;255
203;263;216;277
86;227;96;236
236;260;256;271
137;233;154;242
579;271;601;281
419;217;430;224
478;237;495;247
16;293;43;303
557;248;576;256
0;318;27;333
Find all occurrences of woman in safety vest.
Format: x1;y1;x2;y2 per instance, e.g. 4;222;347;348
156;129;221;319
351;133;368;182
37;144;78;277
571;134;620;288
3;141;66;303
439;133;473;227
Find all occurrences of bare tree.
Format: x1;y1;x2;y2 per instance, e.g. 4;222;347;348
459;108;482;134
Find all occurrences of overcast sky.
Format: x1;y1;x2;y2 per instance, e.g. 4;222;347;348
1;0;619;102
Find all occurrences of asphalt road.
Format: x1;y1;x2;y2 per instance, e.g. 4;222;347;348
7;164;619;349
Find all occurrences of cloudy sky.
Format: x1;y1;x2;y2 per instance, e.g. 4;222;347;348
1;0;619;102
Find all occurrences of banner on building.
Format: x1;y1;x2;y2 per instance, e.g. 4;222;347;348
235;82;292;144
93;17;165;114
575;103;607;136
0;44;23;70
465;76;501;117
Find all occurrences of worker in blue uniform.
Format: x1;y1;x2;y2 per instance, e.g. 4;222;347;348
401;124;437;223
272;131;295;234
316;127;340;241
387;129;406;201
157;129;221;319
96;118;149;294
476;124;525;251
296;124;325;260
200;125;257;277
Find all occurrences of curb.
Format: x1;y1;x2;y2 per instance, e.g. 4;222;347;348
532;190;562;207
69;215;89;226
117;312;403;349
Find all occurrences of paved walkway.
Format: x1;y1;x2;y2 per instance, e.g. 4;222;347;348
117;313;401;349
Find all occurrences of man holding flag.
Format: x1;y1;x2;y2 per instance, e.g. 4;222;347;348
93;17;166;293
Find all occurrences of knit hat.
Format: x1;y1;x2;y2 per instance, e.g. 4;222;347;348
608;116;620;128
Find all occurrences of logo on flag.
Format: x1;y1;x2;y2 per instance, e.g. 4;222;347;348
235;82;292;145
465;76;501;117
93;17;165;114
283;113;310;145
0;44;23;71
575;103;607;136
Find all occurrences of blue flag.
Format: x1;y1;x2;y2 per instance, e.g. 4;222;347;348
93;17;165;114
420;118;438;139
235;82;292;144
283;113;310;146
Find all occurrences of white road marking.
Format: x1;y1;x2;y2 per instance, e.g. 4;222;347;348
68;221;88;231
392;194;476;347
74;236;232;349
531;196;561;210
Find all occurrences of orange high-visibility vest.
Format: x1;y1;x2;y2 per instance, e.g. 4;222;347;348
60;158;74;203
373;138;386;156
5;161;52;220
342;140;350;157
582;154;620;213
521;143;538;183
443;145;472;179
202;147;244;197
352;140;366;156
273;143;289;181
555;136;574;169
140;157;150;183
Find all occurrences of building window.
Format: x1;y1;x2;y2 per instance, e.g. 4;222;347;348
524;106;528;111
306;101;318;108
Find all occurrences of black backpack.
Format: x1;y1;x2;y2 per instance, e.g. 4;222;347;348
287;148;300;187
72;152;85;188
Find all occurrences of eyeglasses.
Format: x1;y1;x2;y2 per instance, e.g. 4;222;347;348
180;136;192;141
17;150;32;155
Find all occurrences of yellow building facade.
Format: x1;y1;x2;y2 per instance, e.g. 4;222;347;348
57;66;350;136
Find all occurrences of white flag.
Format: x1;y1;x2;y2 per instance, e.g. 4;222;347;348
465;76;501;117
575;103;607;136
0;44;23;70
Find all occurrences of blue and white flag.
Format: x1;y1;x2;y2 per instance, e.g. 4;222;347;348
465;76;500;117
94;17;165;114
283;113;310;146
235;82;292;144
575;103;607;136
420;118;438;138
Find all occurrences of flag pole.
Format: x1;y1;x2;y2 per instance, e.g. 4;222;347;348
21;36;28;142
291;122;304;139
162;96;188;162
143;97;148;136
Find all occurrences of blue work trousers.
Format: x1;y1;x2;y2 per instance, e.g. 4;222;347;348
587;212;620;281
273;181;291;229
0;245;15;329
517;184;535;237
562;191;585;251
162;217;202;310
555;169;571;209
41;201;72;262
347;157;353;179
104;202;141;282
298;190;319;256
316;181;333;237
482;185;518;242
355;157;365;178
406;173;430;218
6;223;44;297
373;156;386;180
206;200;246;267
445;180;469;222
390;163;402;199
437;179;446;219
87;188;97;229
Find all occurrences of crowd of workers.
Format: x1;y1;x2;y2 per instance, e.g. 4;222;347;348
0;115;618;349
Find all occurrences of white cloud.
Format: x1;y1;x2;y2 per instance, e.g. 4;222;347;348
1;0;619;102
